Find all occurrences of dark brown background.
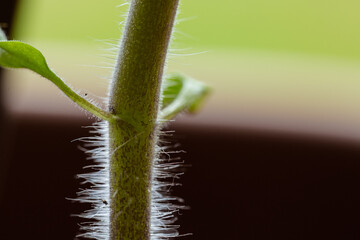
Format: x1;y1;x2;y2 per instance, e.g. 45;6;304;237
1;116;360;240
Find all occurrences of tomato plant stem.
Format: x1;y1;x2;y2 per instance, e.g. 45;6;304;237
108;1;179;239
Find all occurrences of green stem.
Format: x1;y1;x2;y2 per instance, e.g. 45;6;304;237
108;0;179;239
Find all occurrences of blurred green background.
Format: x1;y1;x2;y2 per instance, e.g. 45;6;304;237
6;0;360;139
13;0;360;59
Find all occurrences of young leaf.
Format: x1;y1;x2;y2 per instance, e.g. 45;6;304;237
161;74;183;109
0;28;7;41
0;40;112;121
160;73;211;120
0;40;58;80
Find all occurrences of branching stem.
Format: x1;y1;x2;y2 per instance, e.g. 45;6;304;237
45;72;113;121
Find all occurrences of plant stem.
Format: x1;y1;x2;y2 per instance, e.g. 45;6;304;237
108;1;179;239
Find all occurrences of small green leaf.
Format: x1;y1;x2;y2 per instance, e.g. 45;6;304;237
161;74;183;109
0;40;57;80
160;73;211;120
0;40;112;121
0;28;7;41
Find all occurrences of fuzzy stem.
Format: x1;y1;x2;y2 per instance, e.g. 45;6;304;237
108;1;179;239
